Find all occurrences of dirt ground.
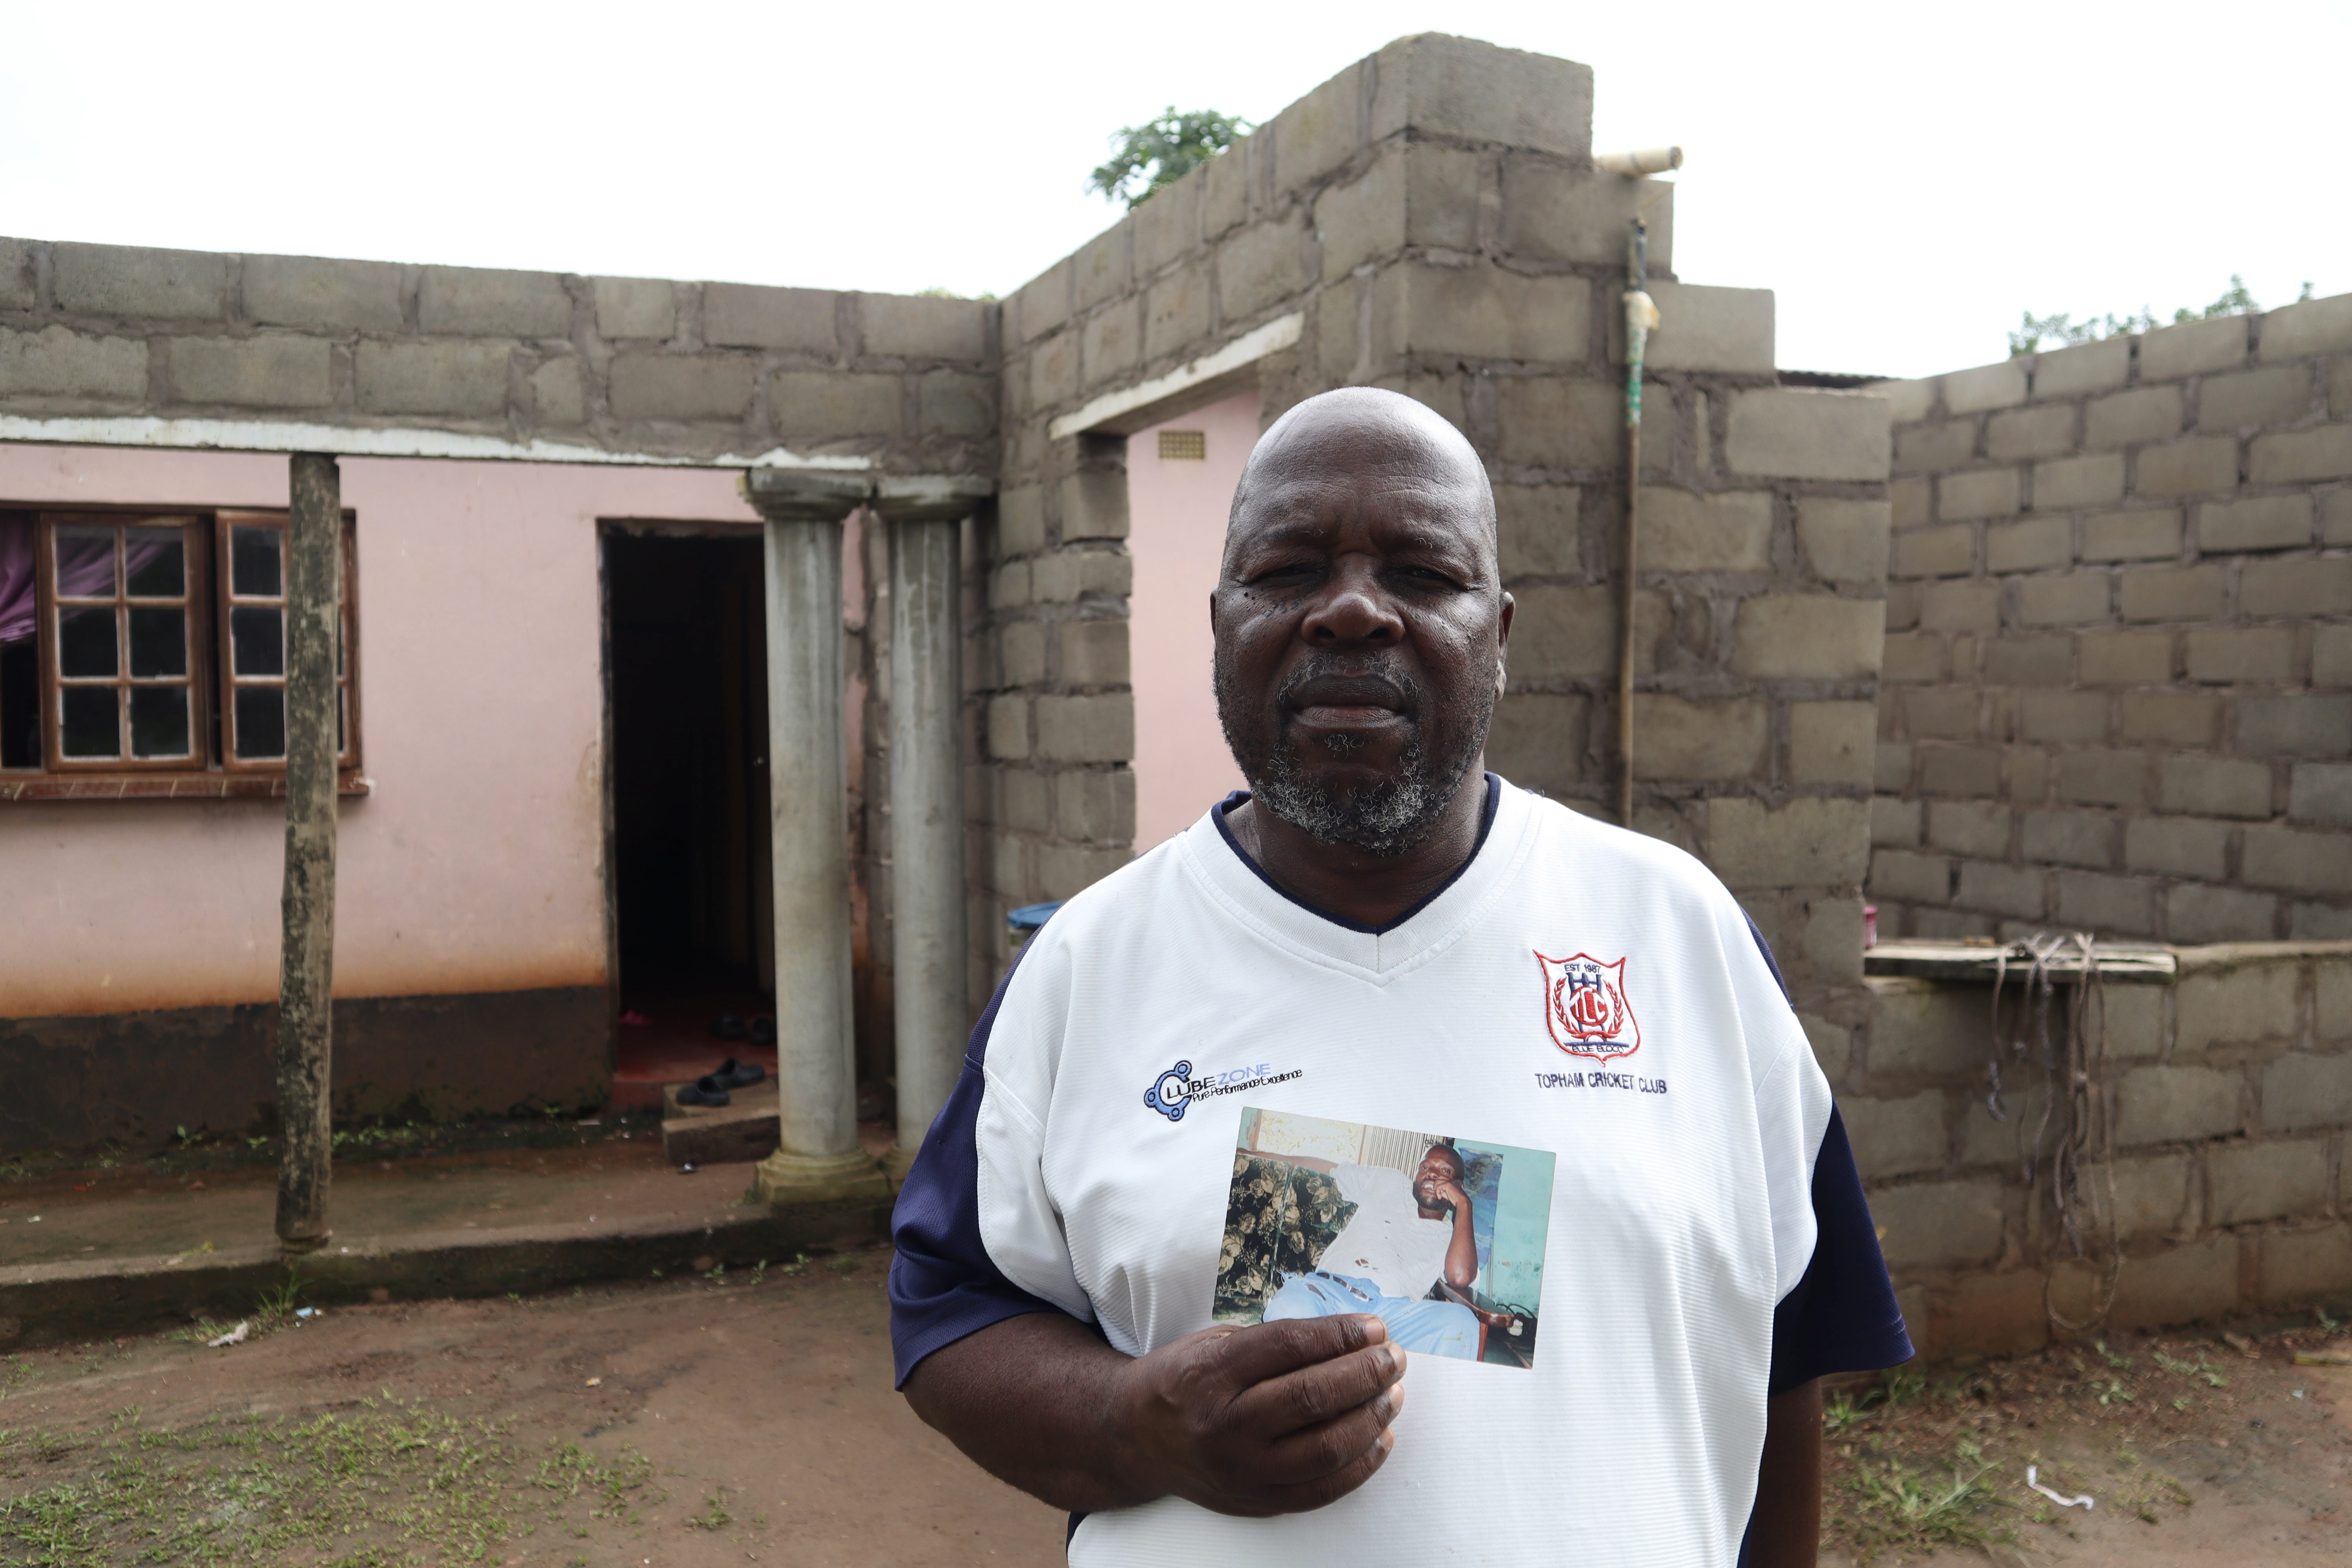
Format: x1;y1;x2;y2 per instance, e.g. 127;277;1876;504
2;1247;2347;1567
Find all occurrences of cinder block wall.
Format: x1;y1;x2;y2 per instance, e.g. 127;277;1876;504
1868;298;2352;944
979;33;1892;1046
1850;944;2352;1355
0;237;997;470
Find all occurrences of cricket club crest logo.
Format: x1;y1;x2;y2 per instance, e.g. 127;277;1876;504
1535;951;1641;1062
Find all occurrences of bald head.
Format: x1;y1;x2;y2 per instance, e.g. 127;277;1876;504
1229;387;1496;561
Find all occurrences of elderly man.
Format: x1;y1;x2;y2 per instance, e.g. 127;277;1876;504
889;387;1910;1566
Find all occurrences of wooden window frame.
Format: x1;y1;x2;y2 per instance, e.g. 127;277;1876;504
0;503;365;801
214;511;361;775
37;513;211;774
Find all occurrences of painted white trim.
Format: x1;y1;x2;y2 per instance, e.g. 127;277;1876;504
0;414;870;470
1047;314;1302;441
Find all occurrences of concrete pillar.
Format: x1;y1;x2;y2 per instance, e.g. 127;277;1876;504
874;477;991;1178
742;468;891;1206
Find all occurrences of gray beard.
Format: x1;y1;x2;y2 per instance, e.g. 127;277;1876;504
1216;654;1490;857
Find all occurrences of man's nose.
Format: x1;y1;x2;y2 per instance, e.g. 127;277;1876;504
1299;557;1403;645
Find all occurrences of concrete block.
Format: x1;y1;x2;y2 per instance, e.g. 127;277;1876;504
1034;692;1134;762
1639;488;1771;573
1905;686;1980;741
2314;961;2350;1044
1706;797;1870;889
2256;1223;2352;1308
1724;389;1889;481
2259;292;2352;359
2085;384;2184;449
1002;766;1050;832
417;265;570;338
2167;882;2277;946
1917;581;2000;633
1216;218;1311;322
1986;636;2075;689
2033;336;2131;398
1800;1011;1853;1081
1510;583;1662;681
2108;1155;2195;1238
243;253;404;332
1131;174;1201;277
1014;261;1073;344
2033;451;2127;510
1987;516;2075;574
1883;631;1941;682
2081;507;2183;561
1875;740;1913;791
1200;134;1249;240
1059;464;1130;543
2159;755;2272;819
1865;976;1984;1076
355;340;510;416
1370;259;1589;363
606;353;755;422
2321;624;2352;684
1895;420;1977;475
1498;156;1673;267
1790;701;1876;785
592;276;675;341
768;370;899;437
2249;423;2352;485
987;694;1031;759
1026;330;1079;410
2054;868;2156;934
1630;695;1766;781
1036;842;1132;901
1933;1268;2051;1355
997;486;1047;556
862;292;989;361
1871;796;1922;847
0;237;31;310
2240;693;2352;757
1071;224;1131;316
2185;626;2293;684
2200;363;2312;431
1955;860;2046;919
1142;263;1210;362
1728;595;1884;680
2119;563;2225;622
2299;904;2352;940
1058;619;1129;686
1486;692;1590;793
704;281;836;352
1795;497;1889;586
1891;481;1933;534
1927;800;2009;857
1941;467;2020;521
989;562;1031;610
2261;1051;2352;1132
1943;359;2027;415
1494;483;1582;577
2134;435;2239;498
2139;313;2249;379
2018;572;2112;627
1869;1178;2005;1270
2019;690;2107;741
2106;1234;2242;1328
1639;283;1775;374
1987;401;2078;462
0;324;148;401
2243;822;2352;895
2102;983;2170;1061
1368;32;1593;160
2289;762;2352;827
1314;151;1403;281
530;357;584;425
51;241;225;319
2197;494;2311;552
1055;767;1137;844
2020;809;2115;869
2240;555;2352;617
1843;1091;1948;1179
1081;299;1141;390
999;621;1045;688
2080;629;2171;686
2119;690;2222;746
2117;1064;2242;1145
2211;1139;2331;1226
1869;851;1951;907
1029;548;1132;603
1495;376;1622;468
166;335;331;408
1919;746;2002;797
2056;748;2148;807
918;370;995;437
1891;524;1974;579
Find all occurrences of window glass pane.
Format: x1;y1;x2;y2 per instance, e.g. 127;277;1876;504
338;687;348;754
231;605;284;677
60;686;119;758
59;605;118;677
125;533;185;598
129;606;187;678
0;639;38;769
130;686;191;758
54;525;116;599
231;526;282;598
234;684;286;760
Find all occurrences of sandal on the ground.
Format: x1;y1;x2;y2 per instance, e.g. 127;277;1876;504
710;1014;749;1040
750;1016;776;1045
675;1078;731;1107
713;1057;766;1090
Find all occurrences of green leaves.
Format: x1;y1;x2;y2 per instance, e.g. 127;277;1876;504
1089;108;1250;208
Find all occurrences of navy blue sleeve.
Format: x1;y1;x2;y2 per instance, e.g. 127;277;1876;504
887;946;1064;1387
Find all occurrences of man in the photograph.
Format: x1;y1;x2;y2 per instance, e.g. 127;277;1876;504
888;386;1912;1566
1262;1144;1480;1359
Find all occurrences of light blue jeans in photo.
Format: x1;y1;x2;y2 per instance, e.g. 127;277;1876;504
1261;1271;1478;1360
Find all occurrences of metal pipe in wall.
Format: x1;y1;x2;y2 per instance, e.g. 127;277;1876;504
1617;227;1658;830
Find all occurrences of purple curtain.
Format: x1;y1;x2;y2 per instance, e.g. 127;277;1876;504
0;518;30;646
0;519;172;646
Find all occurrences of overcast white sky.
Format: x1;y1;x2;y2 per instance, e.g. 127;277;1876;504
2;0;2343;379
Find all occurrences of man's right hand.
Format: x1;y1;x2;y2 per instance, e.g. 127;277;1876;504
1109;1313;1406;1516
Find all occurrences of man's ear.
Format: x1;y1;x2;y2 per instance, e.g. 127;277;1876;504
1493;591;1515;701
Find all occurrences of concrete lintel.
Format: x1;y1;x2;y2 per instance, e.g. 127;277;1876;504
871;472;995;523
0;413;871;471
1047;312;1302;441
740;466;875;521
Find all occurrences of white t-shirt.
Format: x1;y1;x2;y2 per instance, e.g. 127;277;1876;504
892;779;1880;1566
1321;1163;1455;1299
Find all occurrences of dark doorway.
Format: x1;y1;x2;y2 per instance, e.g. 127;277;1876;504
603;528;772;1104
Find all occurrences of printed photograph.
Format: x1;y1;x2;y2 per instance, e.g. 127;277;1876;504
1213;1108;1555;1368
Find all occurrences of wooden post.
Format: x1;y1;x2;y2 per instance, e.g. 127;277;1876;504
276;452;341;1250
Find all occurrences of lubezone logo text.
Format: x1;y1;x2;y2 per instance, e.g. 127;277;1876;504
1143;1059;1304;1122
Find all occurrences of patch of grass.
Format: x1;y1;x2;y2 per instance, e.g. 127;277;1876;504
686;1487;732;1530
1837;1438;2007;1561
